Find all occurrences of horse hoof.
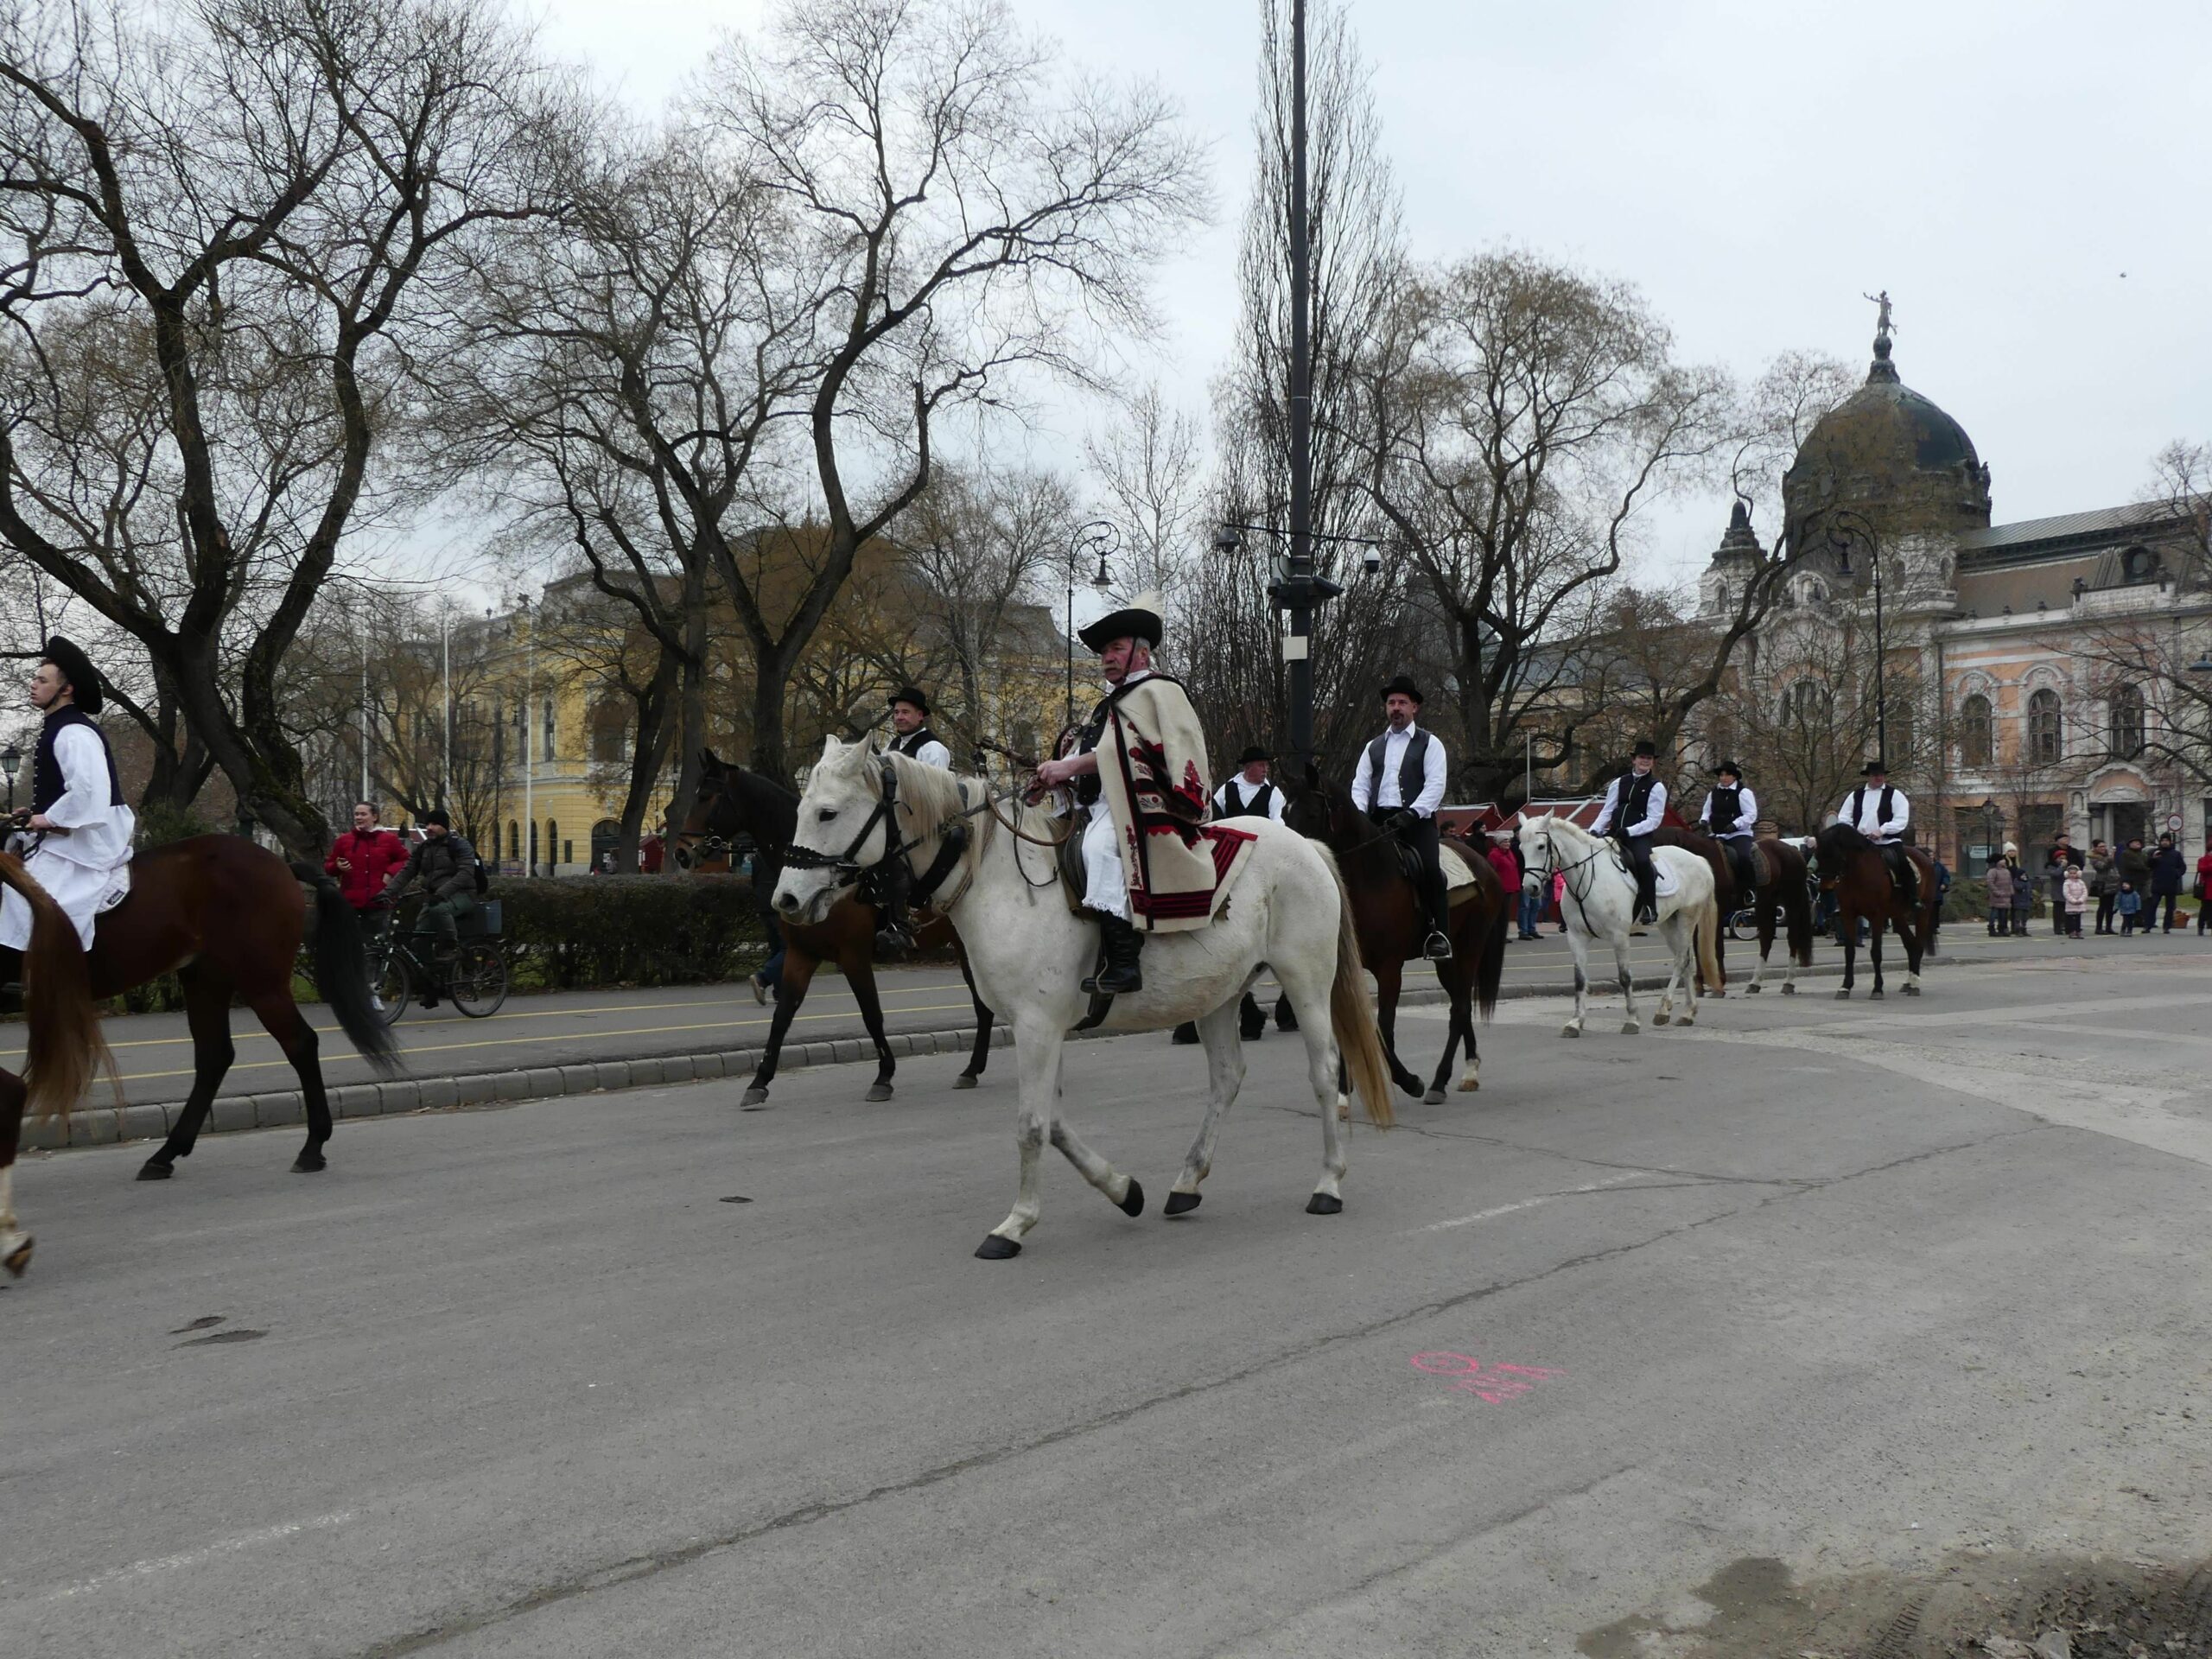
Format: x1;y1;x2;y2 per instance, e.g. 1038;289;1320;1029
865;1083;894;1103
741;1086;770;1109
1395;1074;1424;1099
1869;988;1885;1000
1903;982;1922;996
1620;1021;1640;1035
1745;983;1762;995
974;1235;1022;1260
952;1073;979;1090
1560;1024;1580;1039
1457;1077;1479;1093
1170;1022;1200;1046
137;1158;175;1181
3;1236;30;1277
291;1152;326;1174
1423;1088;1446;1105
1118;1179;1145;1217
1653;1012;1671;1027
1834;989;1852;1001
1707;988;1726;999
1306;1192;1344;1216
1780;983;1797;995
1163;1190;1202;1217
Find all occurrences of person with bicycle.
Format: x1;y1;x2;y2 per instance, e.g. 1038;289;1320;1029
377;809;480;964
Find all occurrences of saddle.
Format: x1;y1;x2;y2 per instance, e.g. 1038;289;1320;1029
1389;836;1484;901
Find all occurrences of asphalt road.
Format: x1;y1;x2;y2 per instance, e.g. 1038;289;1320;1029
7;948;2212;1656
0;914;2163;1110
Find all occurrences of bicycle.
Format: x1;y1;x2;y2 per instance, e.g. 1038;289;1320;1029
368;897;509;1023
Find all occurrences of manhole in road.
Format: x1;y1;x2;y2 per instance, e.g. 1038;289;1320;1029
1577;1551;2212;1657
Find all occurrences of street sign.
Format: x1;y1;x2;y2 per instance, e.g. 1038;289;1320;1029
2170;813;2183;833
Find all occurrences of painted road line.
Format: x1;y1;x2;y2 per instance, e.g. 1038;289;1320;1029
42;1510;357;1604
1419;1172;1653;1233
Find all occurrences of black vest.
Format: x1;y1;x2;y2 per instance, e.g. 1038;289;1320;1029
32;706;124;814
1609;772;1658;839
1847;785;1897;832
889;725;940;760
1706;785;1742;834
1214;779;1275;821
1362;728;1432;811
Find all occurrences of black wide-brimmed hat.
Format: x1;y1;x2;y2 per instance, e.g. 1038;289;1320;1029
887;686;929;715
1859;759;1889;776
1711;760;1743;779
1379;674;1424;704
40;635;104;715
1631;739;1657;759
1077;589;1164;653
1236;744;1273;766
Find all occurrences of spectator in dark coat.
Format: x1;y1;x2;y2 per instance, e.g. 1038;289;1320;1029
2150;831;2187;932
1984;857;2013;936
2008;850;2034;934
2118;837;2152;918
2043;836;2077;936
2087;840;2118;933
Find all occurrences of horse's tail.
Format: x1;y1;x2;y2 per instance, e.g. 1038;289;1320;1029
1781;848;1815;969
0;854;112;1125
1325;855;1393;1130
1694;875;1724;998
291;863;401;1078
1474;878;1508;1020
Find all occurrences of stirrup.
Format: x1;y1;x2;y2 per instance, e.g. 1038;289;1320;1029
1423;930;1453;962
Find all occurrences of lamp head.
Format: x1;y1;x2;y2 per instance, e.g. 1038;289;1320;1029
1211;524;1241;555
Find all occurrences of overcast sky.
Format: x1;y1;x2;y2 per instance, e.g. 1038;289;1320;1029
521;0;2212;591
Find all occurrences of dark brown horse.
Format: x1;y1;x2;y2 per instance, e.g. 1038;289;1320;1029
1812;824;1939;998
1653;829;1818;996
0;856;113;1274
674;752;995;1107
108;837;398;1177
1281;772;1510;1102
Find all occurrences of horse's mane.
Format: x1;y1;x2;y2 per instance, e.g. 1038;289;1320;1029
873;744;1060;849
1817;821;1872;858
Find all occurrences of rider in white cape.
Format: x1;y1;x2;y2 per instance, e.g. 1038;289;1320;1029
773;738;1395;1259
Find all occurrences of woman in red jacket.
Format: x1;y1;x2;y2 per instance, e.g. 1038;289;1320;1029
326;801;410;942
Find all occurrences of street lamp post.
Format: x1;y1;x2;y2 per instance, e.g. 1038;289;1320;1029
0;743;18;814
1980;796;1999;877
1065;521;1119;731
1827;509;1886;763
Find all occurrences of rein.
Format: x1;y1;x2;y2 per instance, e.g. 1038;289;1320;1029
1522;823;1615;912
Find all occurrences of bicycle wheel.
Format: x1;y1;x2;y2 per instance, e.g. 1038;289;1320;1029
1726;907;1754;943
372;946;411;1026
448;942;510;1018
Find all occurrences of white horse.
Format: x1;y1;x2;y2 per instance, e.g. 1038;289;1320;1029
1514;814;1722;1038
772;740;1395;1258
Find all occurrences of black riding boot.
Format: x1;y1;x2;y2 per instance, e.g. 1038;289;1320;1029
1084;912;1144;995
1883;846;1918;911
872;867;917;959
1635;869;1658;926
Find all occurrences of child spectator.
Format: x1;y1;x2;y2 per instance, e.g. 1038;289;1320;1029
2008;851;2034;937
1985;857;2013;936
2118;880;2144;935
2062;864;2088;939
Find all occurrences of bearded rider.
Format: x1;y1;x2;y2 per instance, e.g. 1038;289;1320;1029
1030;591;1212;995
1836;759;1917;908
1349;676;1452;960
0;638;137;1004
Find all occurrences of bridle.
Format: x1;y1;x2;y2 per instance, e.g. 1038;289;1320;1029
1516;818;1613;912
781;755;915;889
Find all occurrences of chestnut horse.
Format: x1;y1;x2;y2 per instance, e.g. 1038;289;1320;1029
1812;824;1940;999
0;856;113;1274
674;752;995;1108
1281;772;1510;1103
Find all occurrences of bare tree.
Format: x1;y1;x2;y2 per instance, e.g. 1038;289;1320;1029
694;0;1207;783
0;0;561;855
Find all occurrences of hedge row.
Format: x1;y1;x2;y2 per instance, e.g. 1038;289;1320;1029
493;874;771;991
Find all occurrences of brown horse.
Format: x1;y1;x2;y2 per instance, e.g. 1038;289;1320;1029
1653;827;1739;995
1812;823;1939;999
1654;829;1819;996
0;856;114;1274
1281;772;1510;1102
674;752;995;1108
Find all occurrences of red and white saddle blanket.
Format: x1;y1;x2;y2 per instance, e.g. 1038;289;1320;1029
1129;822;1262;928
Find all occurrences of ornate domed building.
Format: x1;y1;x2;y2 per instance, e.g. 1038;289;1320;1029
1700;308;2208;873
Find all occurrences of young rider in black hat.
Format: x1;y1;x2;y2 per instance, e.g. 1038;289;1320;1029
1350;676;1452;960
875;687;951;955
1697;760;1760;896
1592;741;1668;925
1836;759;1916;908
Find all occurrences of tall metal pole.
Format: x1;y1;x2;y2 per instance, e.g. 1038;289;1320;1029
441;609;452;812
1285;0;1315;769
521;598;534;877
359;632;370;805
1871;543;1887;764
1065;563;1076;734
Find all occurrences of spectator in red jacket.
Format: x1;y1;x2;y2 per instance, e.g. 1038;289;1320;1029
326;801;409;942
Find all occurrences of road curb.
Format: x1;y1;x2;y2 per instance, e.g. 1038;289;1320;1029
22;950;1957;1154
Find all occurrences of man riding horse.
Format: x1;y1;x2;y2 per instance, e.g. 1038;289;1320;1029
0;638;135;1007
1031;591;1211;995
1836;758;1917;909
1696;760;1760;898
1592;740;1667;925
875;685;951;954
1350;676;1451;961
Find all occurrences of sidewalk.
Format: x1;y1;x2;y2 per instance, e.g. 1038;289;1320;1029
16;919;2205;1151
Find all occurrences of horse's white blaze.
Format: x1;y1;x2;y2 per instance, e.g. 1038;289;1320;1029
1516;815;1718;1041
782;739;1379;1246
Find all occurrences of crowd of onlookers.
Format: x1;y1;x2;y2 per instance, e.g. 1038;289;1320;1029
1982;830;2212;939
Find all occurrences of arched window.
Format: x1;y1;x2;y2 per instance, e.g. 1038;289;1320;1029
2107;683;2145;758
2028;688;2063;766
591;818;621;873
589;700;628;764
1959;694;1993;768
505;819;519;862
1781;679;1832;728
542;696;556;760
1887;697;1916;766
545;817;558;871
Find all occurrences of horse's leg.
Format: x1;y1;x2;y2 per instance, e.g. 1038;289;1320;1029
956;954;991;1086
0;1070;29;1275
1747;884;1772;994
1656;914;1698;1027
139;966;235;1179
1902;906;1925;995
239;984;334;1173
976;1021;1065;1259
1869;917;1887;999
1615;927;1640;1035
1835;910;1857;999
744;950;818;1108
1427;953;1471;1103
1166;998;1246;1216
844;957;897;1103
1374;959;1422;1097
1561;921;1591;1038
1275;950;1348;1215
